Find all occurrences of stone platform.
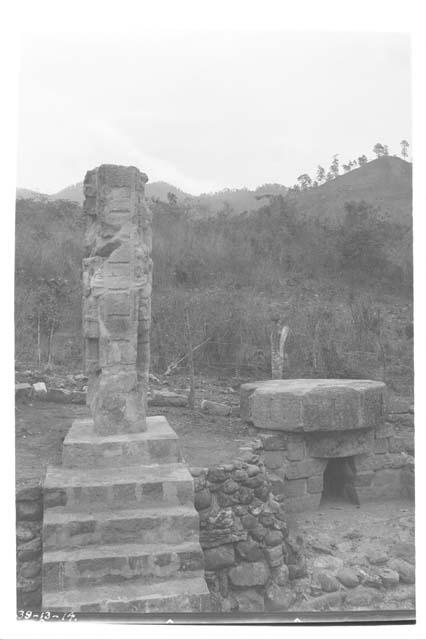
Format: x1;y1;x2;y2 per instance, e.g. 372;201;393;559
240;379;413;511
41;416;210;613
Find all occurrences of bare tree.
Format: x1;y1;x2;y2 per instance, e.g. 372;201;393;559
400;139;409;160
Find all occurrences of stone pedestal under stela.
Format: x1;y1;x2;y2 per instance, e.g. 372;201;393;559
41;166;209;613
240;379;407;512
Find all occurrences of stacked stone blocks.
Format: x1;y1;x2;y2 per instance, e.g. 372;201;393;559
241;379;414;511
42;416;210;612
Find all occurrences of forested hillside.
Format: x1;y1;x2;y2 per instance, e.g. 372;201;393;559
15;157;413;395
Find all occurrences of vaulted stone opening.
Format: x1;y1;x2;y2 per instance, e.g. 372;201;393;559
321;456;359;505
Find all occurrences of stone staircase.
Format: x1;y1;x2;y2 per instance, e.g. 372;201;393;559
41;416;210;613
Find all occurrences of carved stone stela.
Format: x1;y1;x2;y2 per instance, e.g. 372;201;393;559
82;165;152;434
41;166;209;613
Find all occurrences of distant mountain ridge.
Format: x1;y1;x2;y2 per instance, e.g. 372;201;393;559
17;180;288;216
16;156;412;224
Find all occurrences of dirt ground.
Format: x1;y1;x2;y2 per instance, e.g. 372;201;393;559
15;375;253;486
288;497;415;611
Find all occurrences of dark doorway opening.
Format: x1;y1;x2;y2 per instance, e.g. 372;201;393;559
321;457;359;505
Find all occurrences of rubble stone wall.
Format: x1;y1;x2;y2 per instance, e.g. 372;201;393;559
190;444;305;612
16;482;43;610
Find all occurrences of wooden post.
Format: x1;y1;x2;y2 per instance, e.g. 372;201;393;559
270;317;289;379
185;307;195;409
37;309;41;367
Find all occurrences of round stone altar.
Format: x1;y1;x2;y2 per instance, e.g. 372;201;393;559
240;379;411;511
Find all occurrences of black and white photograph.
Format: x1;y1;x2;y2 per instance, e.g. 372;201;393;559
3;2;424;636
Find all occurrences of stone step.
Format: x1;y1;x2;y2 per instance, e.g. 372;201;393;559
44;463;194;510
42;575;211;613
43;541;204;591
62;416;182;468
43;505;200;551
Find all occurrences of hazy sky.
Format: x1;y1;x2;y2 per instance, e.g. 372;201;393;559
17;31;411;194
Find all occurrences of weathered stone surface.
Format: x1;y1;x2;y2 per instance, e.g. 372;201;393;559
44;488;67;508
288;560;308;579
285;436;305;460
16;524;38;544
253;483;271;502
15;383;32;400
283;478;307;497
16;501;42;521
264;545;284;568
32;381;47;397
271;564;290;586
312;556;344;575
302;591;345;610
345;585;381;607
366;548;388;565
375;422;395;439
236;539;264;562
374;437;389;454
45;388;86;404
281;494;320;513
336;567;359;588
149;391;188;407
317;571;340;593
265;583;295;611
204;545;235;570
201;400;231;416
20;561;41;579
240;382;262;423
200;522;247;548
259;432;288;451
232;469;248;482
247;379;385;433
207;467;227;483
16;484;42;502
390;541;415;564
241;514;258;530
228;561;270;587
356;569;382;590
284;458;326;480
17;535;42;562
353;471;374;487
190;467;207;477
246;464;261;477
194;489;212;510
307;475;323;494
307;429;374;458
378;567;399;588
221;479;239;494
250;525;267;542
62;416;182;469
233;588;265;612
19;576;42;594
263;451;285;469
83;165;152;435
389;558;415;584
265;530;284;547
237;486;254;504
